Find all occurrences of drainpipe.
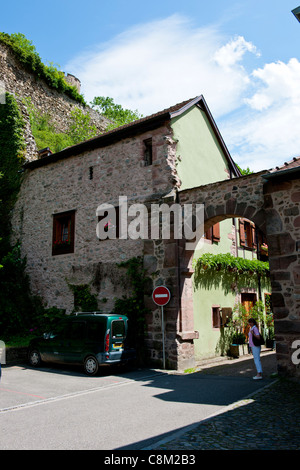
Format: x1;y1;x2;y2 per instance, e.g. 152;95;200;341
175;189;183;333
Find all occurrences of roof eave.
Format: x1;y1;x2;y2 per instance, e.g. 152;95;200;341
23;111;171;170
195;96;241;178
262;166;300;182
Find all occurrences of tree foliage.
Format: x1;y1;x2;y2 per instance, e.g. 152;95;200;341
91;96;143;130
68;108;98;144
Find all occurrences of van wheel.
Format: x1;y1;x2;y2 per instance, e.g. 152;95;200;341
84;356;99;375
28;349;42;367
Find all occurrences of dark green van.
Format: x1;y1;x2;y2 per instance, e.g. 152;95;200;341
28;312;136;375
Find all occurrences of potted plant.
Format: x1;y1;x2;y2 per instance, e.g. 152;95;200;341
228;304;249;357
260;243;269;256
265;312;275;349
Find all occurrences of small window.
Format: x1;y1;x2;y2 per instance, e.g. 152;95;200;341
52;210;75;256
212;306;221;329
144;138;152;166
205;223;220;243
112;320;125;338
239;219;256;249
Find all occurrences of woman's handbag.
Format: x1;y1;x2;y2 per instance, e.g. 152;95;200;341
252;332;264;346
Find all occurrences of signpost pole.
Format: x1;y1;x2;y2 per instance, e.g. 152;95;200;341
152;286;171;371
161;305;165;369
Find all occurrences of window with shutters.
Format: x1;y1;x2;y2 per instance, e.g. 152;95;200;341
205;223;220;243
212;305;221;328
239;219;256;250
52;210;75;256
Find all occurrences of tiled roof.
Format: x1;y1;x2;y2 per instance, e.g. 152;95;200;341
23;95;240;176
85;96;200;142
270;156;300;172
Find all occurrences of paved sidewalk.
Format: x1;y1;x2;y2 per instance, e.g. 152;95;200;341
149;351;300;450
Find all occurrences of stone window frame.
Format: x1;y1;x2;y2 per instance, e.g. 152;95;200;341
52;210;75;256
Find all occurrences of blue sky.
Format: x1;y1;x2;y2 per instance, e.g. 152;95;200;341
2;0;300;171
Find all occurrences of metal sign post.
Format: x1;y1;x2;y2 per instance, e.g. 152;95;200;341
152;286;171;369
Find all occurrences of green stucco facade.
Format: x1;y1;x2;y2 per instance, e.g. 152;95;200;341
171;105;229;189
171;105;270;361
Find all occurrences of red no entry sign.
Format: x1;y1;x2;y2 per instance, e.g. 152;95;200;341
152;286;171;306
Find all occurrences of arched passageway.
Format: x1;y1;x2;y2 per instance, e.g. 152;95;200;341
147;167;300;377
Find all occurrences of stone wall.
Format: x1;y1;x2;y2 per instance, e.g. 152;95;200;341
264;172;300;376
168;170;300;376
11;123;177;319
0;42;108;161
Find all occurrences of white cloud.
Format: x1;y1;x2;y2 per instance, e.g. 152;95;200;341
66;15;257;117
66;15;300;172
221;58;300;171
245;58;300;111
213;35;260;70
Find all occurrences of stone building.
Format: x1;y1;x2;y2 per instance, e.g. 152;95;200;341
12;95;245;368
10;90;300;374
3;35;300;374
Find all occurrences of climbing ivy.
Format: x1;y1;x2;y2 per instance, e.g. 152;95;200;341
68;284;98;312
24;98;98;152
114;257;149;363
0;92;26;254
24;97;73;152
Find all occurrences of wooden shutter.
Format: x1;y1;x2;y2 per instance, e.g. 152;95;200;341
205;226;213;241
205;223;220;242
251;222;257;248
239;219;246;246
212;223;220;242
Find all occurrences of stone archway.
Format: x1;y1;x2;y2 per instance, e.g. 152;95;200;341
176;171;270;371
147;168;300;377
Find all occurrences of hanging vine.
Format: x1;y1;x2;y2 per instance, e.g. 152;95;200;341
192;253;270;293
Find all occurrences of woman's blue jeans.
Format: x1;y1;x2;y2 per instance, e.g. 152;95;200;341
252;345;262;374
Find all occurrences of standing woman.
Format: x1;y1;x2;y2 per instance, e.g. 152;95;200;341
248;318;263;380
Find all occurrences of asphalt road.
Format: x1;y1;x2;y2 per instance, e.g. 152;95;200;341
0;355;276;450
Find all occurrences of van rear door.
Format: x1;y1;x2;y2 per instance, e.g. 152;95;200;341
111;319;126;351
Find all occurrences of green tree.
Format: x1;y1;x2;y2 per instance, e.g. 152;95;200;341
68;108;98;144
237;164;253;175
91;96;143;130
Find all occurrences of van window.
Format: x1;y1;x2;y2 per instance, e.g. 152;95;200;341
87;321;106;341
112;320;125;339
68;322;86;340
